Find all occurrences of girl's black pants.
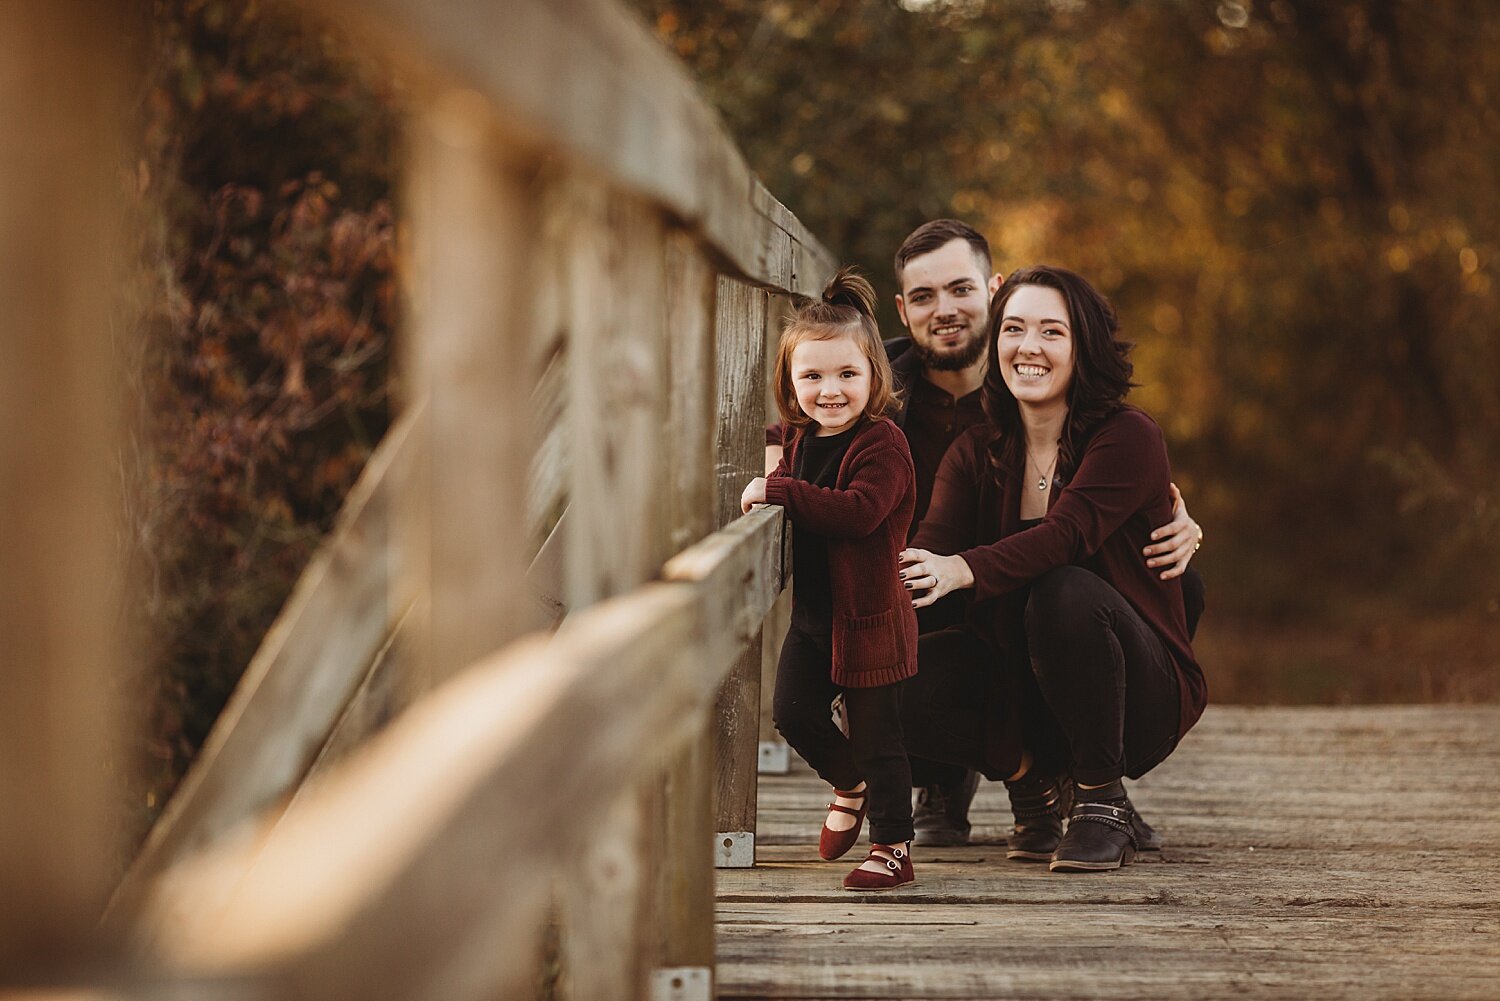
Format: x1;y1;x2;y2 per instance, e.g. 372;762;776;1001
772;620;914;845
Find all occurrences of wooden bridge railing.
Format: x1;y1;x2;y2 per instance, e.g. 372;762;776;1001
2;0;829;998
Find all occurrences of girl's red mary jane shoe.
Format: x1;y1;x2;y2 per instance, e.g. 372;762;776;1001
843;842;914;891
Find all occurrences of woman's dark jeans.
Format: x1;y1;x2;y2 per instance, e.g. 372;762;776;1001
773;622;914;845
1024;565;1181;786
908;568;1202;790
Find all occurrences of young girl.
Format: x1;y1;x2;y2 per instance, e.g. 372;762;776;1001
741;268;920;891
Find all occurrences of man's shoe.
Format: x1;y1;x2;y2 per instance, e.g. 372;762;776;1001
911;770;979;847
1049;782;1138;872
843;842;915;891
1132;806;1163;851
1003;770;1072;861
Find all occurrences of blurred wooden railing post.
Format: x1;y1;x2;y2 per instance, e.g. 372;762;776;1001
397;86;550;999
555;177;679;1000
400;87;543;693
0;0;133;977
646;232;721;999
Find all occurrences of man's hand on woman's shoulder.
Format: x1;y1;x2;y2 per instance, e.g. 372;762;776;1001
1144;482;1202;580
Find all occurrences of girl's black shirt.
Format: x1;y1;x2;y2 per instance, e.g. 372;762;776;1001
789;422;859;633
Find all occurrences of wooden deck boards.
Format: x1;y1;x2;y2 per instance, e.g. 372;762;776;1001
715;705;1500;999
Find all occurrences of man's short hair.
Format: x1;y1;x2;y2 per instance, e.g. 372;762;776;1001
893;219;992;287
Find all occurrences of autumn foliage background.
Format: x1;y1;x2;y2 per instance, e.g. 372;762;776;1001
629;0;1500;705
129;0;1499;825
129;0;398;826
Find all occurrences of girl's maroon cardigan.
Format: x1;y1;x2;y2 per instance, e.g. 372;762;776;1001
764;416;919;688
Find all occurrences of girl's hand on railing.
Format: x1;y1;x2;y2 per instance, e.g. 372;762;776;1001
741;476;768;514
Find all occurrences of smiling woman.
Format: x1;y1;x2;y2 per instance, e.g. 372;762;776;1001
896;265;1205;872
997;284;1076;421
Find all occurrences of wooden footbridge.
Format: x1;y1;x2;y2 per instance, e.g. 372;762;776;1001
4;1;1498;999
729;705;1500;999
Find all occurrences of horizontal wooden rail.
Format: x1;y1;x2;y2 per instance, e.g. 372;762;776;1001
109;407;424;923
132;506;787;1000
308;0;832;295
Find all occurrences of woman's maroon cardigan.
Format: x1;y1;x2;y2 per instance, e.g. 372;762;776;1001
914;406;1206;743
765;416;919;688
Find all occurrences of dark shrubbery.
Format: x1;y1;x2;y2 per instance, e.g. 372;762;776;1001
129;0;398;831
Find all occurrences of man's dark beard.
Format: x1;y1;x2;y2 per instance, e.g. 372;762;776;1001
917;330;987;371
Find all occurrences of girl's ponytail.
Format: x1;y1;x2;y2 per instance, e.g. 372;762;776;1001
822;266;877;320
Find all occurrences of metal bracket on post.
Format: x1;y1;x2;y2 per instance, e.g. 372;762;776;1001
649;966;712;1001
758;740;790;774
714;830;754;868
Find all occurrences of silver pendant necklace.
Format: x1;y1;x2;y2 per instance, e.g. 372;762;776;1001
1027;447;1059;491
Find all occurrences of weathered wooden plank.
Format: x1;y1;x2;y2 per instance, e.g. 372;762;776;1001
402;89;541;686
520;173;579;628
662;506;787;669
295;604;412;785
135;592;676;1000
750;184;826;295
722;846;1500;910
712;279;772;849
555;181;673;999
110;409;420;926
649;720;715;973
0;0;134;971
665;232;718;554
717;905;1500;1000
713;279;771;529
759;591;793;749
525;340;569;559
134;511;783;998
716;705;1500;1000
301;0;833;295
650;231;720;972
713;616;766;849
526;509;569;627
523;222;719;629
758;294;795;757
561;182;671;609
558;781;650;1001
